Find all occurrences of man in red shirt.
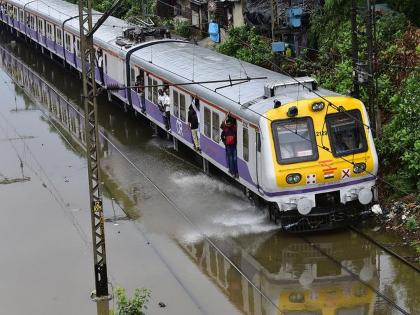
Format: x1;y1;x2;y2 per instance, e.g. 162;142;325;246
221;114;238;178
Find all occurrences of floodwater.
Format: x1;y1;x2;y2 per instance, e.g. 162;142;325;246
0;28;419;315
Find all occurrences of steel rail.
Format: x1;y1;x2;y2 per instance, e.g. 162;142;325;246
349;225;420;273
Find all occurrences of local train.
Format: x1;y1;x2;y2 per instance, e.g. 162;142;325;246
0;0;379;232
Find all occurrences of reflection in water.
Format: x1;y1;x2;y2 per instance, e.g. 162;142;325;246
182;234;378;315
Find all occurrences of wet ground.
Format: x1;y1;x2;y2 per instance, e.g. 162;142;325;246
1;27;419;315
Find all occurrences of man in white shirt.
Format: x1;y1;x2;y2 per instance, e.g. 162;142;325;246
163;90;171;131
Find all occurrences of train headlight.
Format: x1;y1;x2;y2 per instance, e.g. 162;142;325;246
289;292;305;303
358;188;373;205
287;106;298;117
311;101;325;111
353;162;366;174
286;173;302;184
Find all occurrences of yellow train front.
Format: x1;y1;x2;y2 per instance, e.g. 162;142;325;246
259;94;378;232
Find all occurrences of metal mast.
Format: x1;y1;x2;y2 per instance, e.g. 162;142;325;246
351;0;360;98
78;1;110;314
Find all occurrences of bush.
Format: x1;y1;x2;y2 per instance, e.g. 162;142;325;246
378;71;420;195
111;287;151;315
174;20;191;39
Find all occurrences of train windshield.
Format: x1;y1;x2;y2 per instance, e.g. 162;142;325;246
326;109;368;157
272;117;318;164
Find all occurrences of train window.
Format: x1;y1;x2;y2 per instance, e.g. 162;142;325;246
19;10;23;22
173;90;179;117
103;53;108;73
243;126;249;161
65;33;71;50
30;16;35;29
56;29;62;45
147;76;152;100
46;24;51;39
130;67;135;86
212;111;220;142
256;132;261;152
272;117;318;164
75;38;80;57
326;109;367;157
152;79;158;104
179;94;186;122
37;19;43;34
204;107;211;138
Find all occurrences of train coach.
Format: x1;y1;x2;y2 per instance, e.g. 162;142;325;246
0;0;378;232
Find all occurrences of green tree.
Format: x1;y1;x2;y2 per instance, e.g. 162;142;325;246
217;26;273;67
385;0;420;26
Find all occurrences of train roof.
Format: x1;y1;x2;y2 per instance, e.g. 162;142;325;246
8;0;129;46
130;41;339;124
7;0;341;125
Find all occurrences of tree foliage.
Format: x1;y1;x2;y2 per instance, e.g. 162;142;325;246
111;287;151;315
308;1;420;197
217;26;273;67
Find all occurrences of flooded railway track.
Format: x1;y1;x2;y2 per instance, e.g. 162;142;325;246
1;29;419;314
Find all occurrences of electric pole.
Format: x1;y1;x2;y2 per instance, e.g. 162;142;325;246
78;1;123;314
365;0;376;130
351;0;360;98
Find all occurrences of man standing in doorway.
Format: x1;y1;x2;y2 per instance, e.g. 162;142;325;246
188;104;201;152
221;114;238;178
163;89;171;131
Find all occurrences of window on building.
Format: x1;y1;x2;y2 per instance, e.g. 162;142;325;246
173;90;179;117
243;126;249;161
212;111;220;142
204;107;211;138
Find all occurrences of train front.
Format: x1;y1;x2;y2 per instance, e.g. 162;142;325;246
260;96;378;232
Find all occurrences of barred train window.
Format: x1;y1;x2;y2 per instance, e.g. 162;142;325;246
147;76;152;100
152;79;158;104
243;126;249;161
204;107;211;138
173;90;179;117
179;94;186;122
56;29;62;45
212;112;220;142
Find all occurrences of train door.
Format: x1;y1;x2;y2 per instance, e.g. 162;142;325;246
256;130;262;192
239;121;258;186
